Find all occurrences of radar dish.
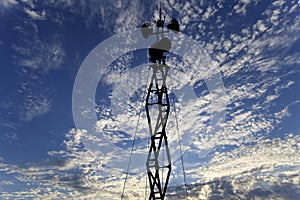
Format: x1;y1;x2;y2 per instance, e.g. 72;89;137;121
141;23;153;38
167;18;179;33
155;37;171;51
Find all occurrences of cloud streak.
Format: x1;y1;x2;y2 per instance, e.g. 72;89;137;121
1;0;300;199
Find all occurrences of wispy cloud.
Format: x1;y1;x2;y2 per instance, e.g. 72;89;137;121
0;180;14;186
0;0;18;9
12;38;65;72
20;93;51;121
1;0;300;199
190;134;300;180
24;8;46;20
0;129;299;199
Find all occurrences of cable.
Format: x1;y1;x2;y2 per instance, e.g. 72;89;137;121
121;67;150;199
144;171;148;200
162;139;164;190
144;139;150;200
144;170;148;200
170;69;188;199
172;94;188;199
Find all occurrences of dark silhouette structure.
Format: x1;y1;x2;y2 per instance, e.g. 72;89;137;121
141;3;179;199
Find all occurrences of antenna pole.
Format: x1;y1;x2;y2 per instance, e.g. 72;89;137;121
146;3;170;200
159;2;162;21
141;3;179;199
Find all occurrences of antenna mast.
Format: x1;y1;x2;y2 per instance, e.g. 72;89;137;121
141;2;179;199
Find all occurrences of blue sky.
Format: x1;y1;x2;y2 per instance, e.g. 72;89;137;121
0;0;300;199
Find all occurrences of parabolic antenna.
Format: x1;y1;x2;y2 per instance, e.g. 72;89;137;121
141;23;153;38
167;18;179;33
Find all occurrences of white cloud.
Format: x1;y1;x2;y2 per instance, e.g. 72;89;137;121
202;5;218;21
272;0;285;7
63;128;87;152
10;3;64;73
289;4;298;13
1;131;299;199
89;1;300;195
264;94;280;103
0;127;145;199
24;8;46;20
189;134;300;183
2;132;18;143
114;0;144;33
21;0;34;8
0;180;14;185
13;41;65;72
275;80;295;94
21;94;51;121
232;0;253;15
256;20;268;32
1;0;300;198
0;0;18;8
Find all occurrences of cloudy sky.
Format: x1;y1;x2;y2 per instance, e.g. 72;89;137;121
0;0;300;199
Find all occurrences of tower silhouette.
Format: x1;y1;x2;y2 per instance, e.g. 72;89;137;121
141;3;179;199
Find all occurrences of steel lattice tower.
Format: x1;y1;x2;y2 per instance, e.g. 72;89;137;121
146;62;171;200
141;3;179;199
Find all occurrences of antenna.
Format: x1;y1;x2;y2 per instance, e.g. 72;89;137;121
121;2;185;200
159;2;162;21
140;2;180;200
